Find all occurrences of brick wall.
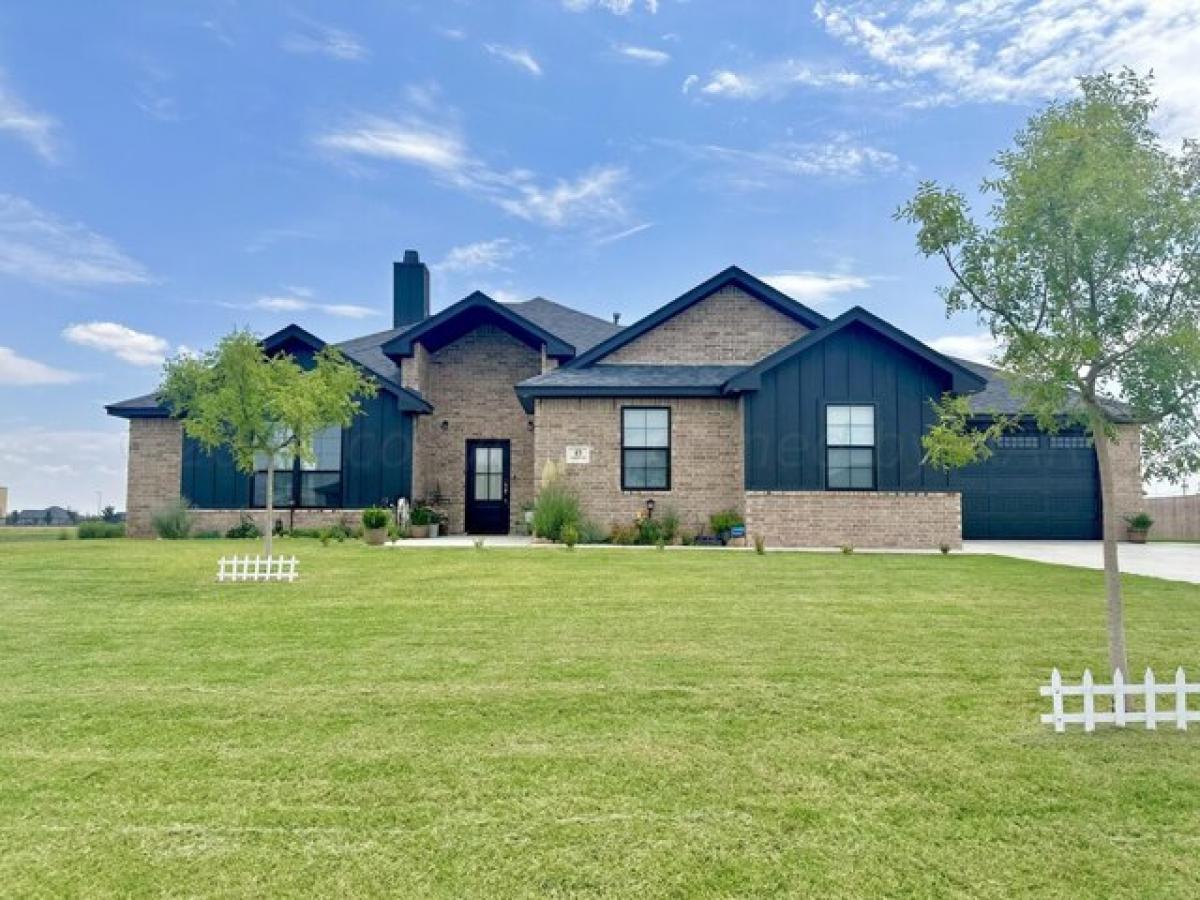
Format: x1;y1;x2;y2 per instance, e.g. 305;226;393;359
533;395;743;534
745;490;962;549
126;418;183;538
188;508;367;535
413;324;541;533
603;285;809;364
1105;424;1144;525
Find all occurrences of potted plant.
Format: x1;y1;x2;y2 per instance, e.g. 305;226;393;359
709;510;745;546
427;507;446;539
1125;511;1153;544
361;506;390;545
409;505;432;539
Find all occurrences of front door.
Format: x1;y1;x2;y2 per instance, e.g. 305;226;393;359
465;440;510;534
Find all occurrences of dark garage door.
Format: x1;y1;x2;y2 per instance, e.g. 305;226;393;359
951;431;1101;539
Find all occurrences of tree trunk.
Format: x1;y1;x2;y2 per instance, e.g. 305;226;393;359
1089;407;1129;680
264;456;275;557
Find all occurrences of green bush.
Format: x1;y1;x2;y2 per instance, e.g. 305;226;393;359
561;524;579;550
609;523;638;545
78;521;124;539
709;510;743;535
1125;511;1154;530
754;534;766;555
152;499;193;540
409;506;433;527
577;520;608;544
362;506;391;530
636;517;664;545
532;481;581;542
225;513;260;539
194;530;222;540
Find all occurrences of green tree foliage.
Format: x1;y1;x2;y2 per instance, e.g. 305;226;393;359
897;71;1200;677
160;330;376;555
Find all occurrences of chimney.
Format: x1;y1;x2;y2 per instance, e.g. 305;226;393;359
393;249;430;329
612;312;621;325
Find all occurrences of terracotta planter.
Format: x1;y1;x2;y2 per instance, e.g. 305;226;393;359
1127;528;1148;544
364;527;387;546
410;524;430;539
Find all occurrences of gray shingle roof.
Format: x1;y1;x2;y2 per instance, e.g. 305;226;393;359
953;358;1137;422
504;297;623;353
519;363;746;390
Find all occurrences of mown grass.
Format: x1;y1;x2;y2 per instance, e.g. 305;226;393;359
0;539;1198;897
0;526;76;542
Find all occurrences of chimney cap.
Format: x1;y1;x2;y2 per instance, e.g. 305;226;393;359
402;249;420;264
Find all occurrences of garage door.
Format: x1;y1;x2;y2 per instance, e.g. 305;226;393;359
951;430;1101;539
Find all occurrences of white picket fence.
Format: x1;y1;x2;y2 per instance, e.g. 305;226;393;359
1041;668;1200;732
216;555;299;583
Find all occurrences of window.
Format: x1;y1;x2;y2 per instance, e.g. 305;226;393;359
1049;434;1091;449
622;407;670;491
252;426;343;507
998;434;1040;450
473;446;505;501
826;405;875;490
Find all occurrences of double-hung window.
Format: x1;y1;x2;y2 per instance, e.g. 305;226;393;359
826;405;875;490
252;425;343;507
621;407;670;491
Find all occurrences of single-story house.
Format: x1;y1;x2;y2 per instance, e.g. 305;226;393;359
107;251;1143;547
10;506;76;527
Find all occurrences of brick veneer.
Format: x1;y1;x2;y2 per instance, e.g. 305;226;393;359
126;418;183;537
745;491;962;549
1106;423;1144;525
412;324;541;533
603;285;809;364
533;395;744;534
188;508;367;535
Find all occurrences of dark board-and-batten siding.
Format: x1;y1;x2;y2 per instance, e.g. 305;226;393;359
743;322;952;492
181;393;414;509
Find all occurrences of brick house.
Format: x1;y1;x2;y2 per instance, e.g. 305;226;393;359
107;251;1143;546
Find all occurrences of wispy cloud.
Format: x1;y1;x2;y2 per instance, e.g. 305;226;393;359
282;19;368;61
0;347;80;385
663;134;901;189
815;0;1200;140
927;332;1001;365
0;195;153;287
593;222;654;246
764;271;872;304
0;425;128;511
436;239;523;274
689;60;891;100
617;44;670;66
248;293;376;319
0;70;59;162
62;322;169;366
317;112;630;228
484;44;542;77
563;0;658;13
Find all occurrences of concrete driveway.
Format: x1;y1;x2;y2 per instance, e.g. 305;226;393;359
963;541;1200;584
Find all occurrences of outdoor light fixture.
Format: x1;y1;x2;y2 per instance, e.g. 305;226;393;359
645;498;656;517
440;419;449;432
527;419;535;432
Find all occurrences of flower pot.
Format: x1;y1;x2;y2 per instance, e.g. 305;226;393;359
364;527;387;546
429;522;440;539
410;525;430;539
1127;528;1148;544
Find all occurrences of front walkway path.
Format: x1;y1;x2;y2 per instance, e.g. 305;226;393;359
963;540;1200;584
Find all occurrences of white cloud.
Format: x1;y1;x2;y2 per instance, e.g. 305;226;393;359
317;114;629;229
814;0;1200;141
681;74;700;94
764;271;872;304
0;70;58;162
484;44;542;76
0;347;80;385
694;61;883;99
563;0;657;13
249;294;376;319
62;322;170;366
282;21;367;61
0;425;127;512
437;239;523;274
593;222;654;246
927;332;1001;365
0;195;153;286
665;135;901;188
437;27;467;41
487;288;526;304
617;44;671;65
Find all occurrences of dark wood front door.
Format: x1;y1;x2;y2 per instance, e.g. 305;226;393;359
465;440;510;534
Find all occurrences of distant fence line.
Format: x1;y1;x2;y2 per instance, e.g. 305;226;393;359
1145;494;1200;541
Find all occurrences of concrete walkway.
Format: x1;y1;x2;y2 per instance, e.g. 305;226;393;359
963;541;1200;584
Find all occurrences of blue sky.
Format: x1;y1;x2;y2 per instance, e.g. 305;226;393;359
1;1;1197;511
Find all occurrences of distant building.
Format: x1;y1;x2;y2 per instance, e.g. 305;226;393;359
11;506;76;527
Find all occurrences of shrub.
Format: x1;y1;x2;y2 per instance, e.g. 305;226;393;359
658;505;680;543
754;534;766;555
78;521;124;539
473;537;486;550
194;529;222;540
709;509;743;535
1125;511;1154;530
578;520;608;544
225;513;260;539
362;506;391;530
841;544;854;555
152;499;193;540
532;480;581;542
561;524;579;549
939;542;951;555
609;523;638;545
636;516;664;546
409;506;433;527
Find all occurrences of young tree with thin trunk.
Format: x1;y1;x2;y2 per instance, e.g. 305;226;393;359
160;330;376;556
897;71;1200;679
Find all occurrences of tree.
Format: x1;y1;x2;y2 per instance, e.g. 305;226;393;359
160;330;377;555
101;505;119;524
897;70;1200;680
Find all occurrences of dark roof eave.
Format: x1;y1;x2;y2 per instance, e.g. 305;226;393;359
515;383;725;414
105;403;172;420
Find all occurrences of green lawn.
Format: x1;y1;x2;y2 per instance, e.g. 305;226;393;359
0;526;76;542
1;540;1198;897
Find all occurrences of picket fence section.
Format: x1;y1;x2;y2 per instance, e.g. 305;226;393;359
1041;668;1200;732
217;555;299;583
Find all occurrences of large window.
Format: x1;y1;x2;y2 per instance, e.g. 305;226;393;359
826;405;875;490
622;407;670;491
252;426;343;507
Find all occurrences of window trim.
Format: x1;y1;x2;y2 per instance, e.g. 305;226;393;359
620;405;672;492
251;427;345;509
824;402;877;491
